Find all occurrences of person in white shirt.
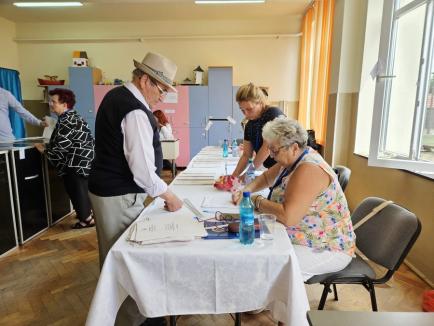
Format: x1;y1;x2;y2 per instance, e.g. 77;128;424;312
153;109;174;140
0;87;46;142
88;52;182;326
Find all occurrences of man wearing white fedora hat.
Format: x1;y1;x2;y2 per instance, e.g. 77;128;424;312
89;52;182;326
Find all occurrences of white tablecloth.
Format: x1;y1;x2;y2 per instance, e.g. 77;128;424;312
86;147;310;326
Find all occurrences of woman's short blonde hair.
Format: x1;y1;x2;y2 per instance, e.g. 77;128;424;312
236;83;268;107
262;117;308;148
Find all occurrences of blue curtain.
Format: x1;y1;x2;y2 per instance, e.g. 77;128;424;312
0;67;26;138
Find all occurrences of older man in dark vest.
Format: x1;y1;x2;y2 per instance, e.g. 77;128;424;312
89;52;182;326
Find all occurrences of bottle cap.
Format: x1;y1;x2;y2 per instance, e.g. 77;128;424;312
242;191;250;197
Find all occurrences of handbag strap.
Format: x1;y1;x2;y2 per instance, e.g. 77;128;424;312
353;200;394;230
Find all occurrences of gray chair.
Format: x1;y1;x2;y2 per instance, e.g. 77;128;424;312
305;197;421;311
333;165;351;192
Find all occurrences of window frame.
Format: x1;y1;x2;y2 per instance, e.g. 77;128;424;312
368;0;434;172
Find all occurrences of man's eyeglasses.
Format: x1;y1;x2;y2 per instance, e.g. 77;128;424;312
149;78;167;96
268;145;287;156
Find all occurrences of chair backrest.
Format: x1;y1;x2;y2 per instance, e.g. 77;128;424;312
352;197;421;272
333;165;351;192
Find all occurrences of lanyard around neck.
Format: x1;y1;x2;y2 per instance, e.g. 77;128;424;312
267;148;309;200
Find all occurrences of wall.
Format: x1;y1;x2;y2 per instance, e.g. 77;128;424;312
325;0;366;165
0;17;19;70
15;18;302;104
345;99;434;287
328;0;434;285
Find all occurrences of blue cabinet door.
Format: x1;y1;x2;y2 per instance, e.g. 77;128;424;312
189;127;208;159
189;86;208;128
68;67;95;120
231;86;245;142
208;67;233;118
208;120;231;146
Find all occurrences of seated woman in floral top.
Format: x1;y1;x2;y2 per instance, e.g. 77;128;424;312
232;117;355;281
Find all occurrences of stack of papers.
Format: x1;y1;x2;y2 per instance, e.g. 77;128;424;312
127;207;207;245
173;170;217;185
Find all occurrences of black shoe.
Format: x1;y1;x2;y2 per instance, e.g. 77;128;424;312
141;317;167;326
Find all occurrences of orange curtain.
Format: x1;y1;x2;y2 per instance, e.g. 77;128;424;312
298;0;335;145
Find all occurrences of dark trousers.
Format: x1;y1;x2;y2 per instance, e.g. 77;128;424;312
62;172;92;222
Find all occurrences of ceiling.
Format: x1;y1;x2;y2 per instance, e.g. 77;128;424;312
0;0;310;22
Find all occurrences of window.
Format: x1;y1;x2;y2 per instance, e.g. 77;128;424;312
368;0;434;173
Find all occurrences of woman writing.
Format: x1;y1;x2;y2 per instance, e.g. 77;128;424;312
35;88;95;229
231;83;283;180
232;117;355;282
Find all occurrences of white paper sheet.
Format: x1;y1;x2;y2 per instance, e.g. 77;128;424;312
127;207;207;244
42;116;57;140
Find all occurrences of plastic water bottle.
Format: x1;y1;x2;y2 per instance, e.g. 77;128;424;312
244;158;255;185
239;192;255;245
231;139;238;157
222;139;229;158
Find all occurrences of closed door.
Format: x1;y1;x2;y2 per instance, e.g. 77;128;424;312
11;148;48;243
208;67;233;117
45;158;71;225
208;120;231;146
189;86;208;128
153;86;190;128
231;86;245;141
0;153;18;254
190;127;208;159
69;67;95;119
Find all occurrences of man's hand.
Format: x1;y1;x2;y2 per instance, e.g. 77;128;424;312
40;118;48;128
160;190;183;212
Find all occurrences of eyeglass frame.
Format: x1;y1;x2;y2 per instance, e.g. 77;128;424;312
148;76;167;96
268;144;288;157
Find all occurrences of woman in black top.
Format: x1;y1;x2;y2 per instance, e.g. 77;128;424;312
35;88;95;229
231;83;284;179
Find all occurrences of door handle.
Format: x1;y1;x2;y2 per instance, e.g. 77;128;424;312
25;174;39;181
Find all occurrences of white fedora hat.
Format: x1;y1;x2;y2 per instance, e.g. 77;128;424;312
134;52;177;92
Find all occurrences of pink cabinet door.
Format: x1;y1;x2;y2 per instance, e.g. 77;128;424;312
171;127;190;167
94;85;116;116
153;86;189;128
153;86;190;167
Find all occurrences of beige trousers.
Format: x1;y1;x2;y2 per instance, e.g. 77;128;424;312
89;192;148;326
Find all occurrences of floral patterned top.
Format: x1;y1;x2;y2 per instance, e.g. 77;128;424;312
270;148;356;256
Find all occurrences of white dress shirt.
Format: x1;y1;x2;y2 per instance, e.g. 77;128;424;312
0;87;42;141
121;82;167;197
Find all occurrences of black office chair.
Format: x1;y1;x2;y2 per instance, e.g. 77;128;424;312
333;165;351;192
305;197;421;311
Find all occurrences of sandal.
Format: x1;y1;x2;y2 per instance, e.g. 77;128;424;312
72;218;95;229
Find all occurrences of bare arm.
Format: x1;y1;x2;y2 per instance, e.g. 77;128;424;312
232;163;282;204
253;142;271;169
256;163;330;226
231;140;253;177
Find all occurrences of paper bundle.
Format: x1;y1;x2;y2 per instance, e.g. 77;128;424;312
127;207;207;245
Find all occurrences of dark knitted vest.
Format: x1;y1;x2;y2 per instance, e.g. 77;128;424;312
89;85;162;196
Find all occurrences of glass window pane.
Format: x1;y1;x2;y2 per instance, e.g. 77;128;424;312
421;66;434;162
398;0;417;9
381;4;426;159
